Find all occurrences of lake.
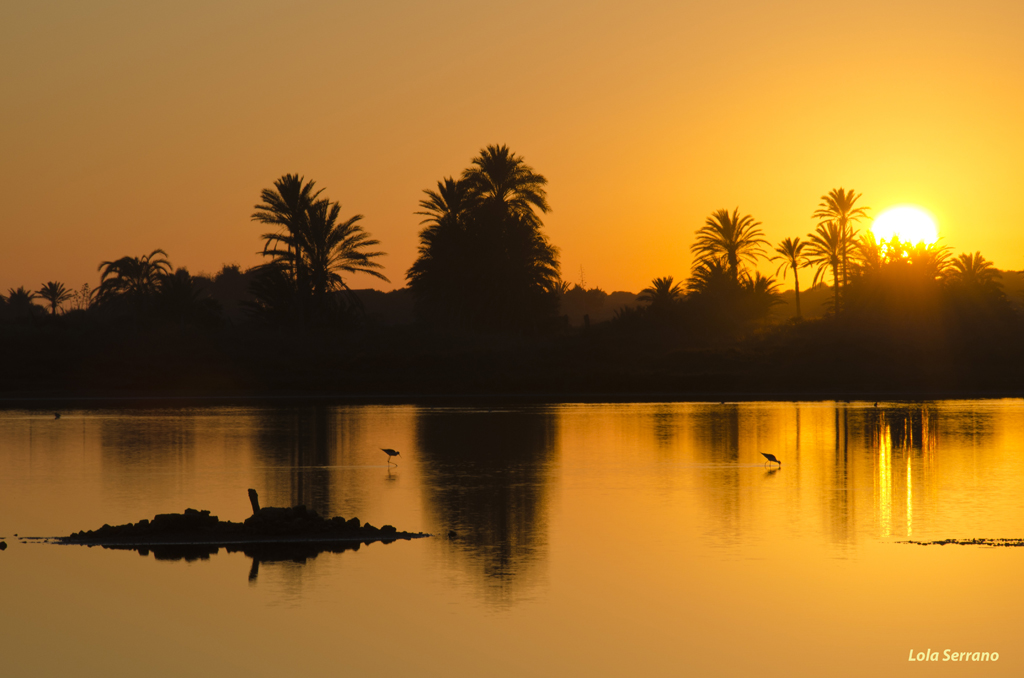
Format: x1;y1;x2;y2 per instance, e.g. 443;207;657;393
1;400;1021;676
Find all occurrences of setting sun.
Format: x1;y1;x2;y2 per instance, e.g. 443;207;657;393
870;206;939;246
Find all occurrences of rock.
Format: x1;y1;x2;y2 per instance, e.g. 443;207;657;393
0;541;6;550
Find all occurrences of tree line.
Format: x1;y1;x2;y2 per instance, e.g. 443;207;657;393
0;146;1014;347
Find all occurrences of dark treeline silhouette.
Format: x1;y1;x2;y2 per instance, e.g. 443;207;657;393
4;159;1024;397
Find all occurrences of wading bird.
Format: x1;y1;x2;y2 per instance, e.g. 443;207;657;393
382;448;401;464
761;453;781;467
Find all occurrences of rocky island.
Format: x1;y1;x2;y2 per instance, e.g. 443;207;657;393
58;489;428;550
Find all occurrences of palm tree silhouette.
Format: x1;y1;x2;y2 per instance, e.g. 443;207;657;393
908;242;951;282
948;252;999;287
812;188;869;294
407;178;472;323
4;286;40;320
37;281;72;316
638;276;684;308
260;198;388;303
407;145;560;331
772;237;808;318
463;144;550;219
691;208;769;284
806;221;843;313
253;175;388;321
252;174;323;284
96;249;171;305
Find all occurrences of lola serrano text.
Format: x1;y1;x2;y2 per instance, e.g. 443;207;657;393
908;649;998;662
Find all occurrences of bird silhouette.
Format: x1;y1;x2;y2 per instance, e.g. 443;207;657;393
761;453;781;467
381;448;401;465
54;412;60;419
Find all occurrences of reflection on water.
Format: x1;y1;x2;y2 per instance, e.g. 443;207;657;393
99;540;372;582
4;400;1024;677
251;406;338;516
865;406;941;539
416;407;557;603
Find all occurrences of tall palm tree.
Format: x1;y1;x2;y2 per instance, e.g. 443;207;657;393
260;198;389;303
252;174;324;286
812;188;869;293
407;146;560;330
691;208;769;283
805;221;843;313
254;175;388;322
772;237;808;318
38;281;72;315
462;144;550;220
96;249;171;304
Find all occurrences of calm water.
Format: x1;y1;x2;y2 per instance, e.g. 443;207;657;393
1;400;1022;676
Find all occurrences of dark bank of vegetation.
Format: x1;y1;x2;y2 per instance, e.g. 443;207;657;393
3;145;1024;401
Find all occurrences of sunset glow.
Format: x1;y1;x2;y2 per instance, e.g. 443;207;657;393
870;206;939;247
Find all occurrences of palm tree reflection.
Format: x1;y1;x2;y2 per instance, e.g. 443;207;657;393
862;405;940;538
415;407;557;603
251;407;336;516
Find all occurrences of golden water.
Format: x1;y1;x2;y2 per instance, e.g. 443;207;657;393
0;401;1020;676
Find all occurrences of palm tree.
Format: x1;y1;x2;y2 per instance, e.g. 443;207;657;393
853;233;884;275
772;237;808;318
638;276;684;308
805;221;843;313
908;242;951;282
254;175;389;322
37;281;72;315
687;257;734;295
252;174;323;283
691;208;769;283
4;286;39;320
741;271;783;321
462;144;550;220
407;178;472;322
812;188;869;293
948;252;999;288
96;249;172;305
407;145;560;331
260;198;389;303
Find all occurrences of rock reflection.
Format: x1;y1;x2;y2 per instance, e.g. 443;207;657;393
415;407;557;604
103;540;369;582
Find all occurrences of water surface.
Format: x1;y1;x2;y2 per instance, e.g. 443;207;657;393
1;401;1020;676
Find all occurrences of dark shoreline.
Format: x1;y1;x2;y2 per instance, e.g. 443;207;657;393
1;388;1022;409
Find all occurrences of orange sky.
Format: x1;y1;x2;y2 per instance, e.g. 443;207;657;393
4;1;1024;295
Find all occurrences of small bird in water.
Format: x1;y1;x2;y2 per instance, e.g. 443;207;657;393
381;448;401;464
761;453;781;467
54;412;60;419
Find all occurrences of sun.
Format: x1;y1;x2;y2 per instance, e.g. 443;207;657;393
870;206;939;247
